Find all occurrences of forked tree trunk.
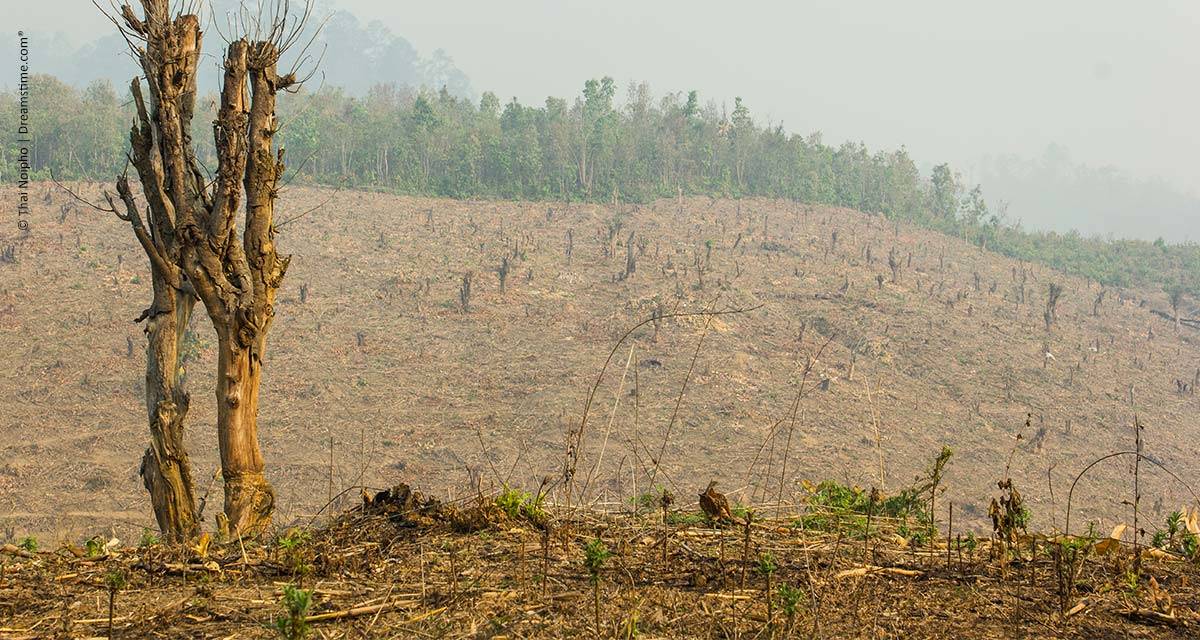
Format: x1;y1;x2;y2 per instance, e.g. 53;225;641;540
110;0;304;538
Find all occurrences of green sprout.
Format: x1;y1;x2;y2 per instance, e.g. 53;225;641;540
778;582;805;633
85;537;104;558
139;529;160;548
757;553;778;628
584;538;611;634
274;584;312;640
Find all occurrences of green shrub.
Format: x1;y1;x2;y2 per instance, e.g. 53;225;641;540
494;484;547;524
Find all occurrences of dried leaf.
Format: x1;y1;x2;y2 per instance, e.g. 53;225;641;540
1093;523;1127;554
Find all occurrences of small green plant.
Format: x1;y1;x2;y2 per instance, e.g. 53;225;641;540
664;511;708;527
278;528;311;550
494;484;547;525
18;536;36;553
274;584;311;640
778;582;805;634
104;569;127;591
908;527;929;548
757;553;778;628
277;528;312;581
631;486;669;514
1150;510;1199;558
584;538;611;636
85;536;104;558
963;531;978;553
139;529;159;548
1052;532;1092;617
1152;530;1168;549
795;450;952;539
1123;569;1140;597
105;569;127;638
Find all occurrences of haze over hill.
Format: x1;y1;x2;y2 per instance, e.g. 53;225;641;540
22;1;473;99
16;1;1200;242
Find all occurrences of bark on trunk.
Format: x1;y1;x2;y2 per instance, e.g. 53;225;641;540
214;332;274;536
109;4;205;542
139;272;199;541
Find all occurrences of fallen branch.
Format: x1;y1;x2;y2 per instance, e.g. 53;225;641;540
834;565;923;579
1119;608;1178;626
1065;600;1088;617
305;600;428;622
0;544;34;559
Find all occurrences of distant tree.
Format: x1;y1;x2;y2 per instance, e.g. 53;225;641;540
1167;283;1186;331
728;96;753;190
575;77;616;194
961;185;988;226
929;163;961;220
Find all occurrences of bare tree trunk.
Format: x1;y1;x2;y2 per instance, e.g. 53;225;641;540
139;286;199;541
182;39;292;537
214;332;274;535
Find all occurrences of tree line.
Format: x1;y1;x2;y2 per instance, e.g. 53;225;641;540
3;74;1198;299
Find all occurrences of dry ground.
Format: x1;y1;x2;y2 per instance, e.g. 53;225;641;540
0;491;1197;639
1;183;1199;545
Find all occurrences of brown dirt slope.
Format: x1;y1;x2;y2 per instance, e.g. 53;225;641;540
1;183;1197;541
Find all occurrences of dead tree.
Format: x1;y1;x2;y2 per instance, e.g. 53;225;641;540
623;231;636;279
100;12;206;542
497;256;510;294
107;0;317;536
1044;283;1064;331
460;272;473;313
1168;287;1185;332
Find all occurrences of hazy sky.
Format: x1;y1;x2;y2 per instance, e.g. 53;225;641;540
17;1;1200;195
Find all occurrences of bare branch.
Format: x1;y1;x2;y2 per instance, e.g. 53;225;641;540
111;175;181;288
49;170;117;215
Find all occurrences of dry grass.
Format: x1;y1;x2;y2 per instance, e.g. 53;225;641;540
1;487;1197;639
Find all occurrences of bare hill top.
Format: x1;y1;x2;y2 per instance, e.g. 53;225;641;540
1;183;1197;540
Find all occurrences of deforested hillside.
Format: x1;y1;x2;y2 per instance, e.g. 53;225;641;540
1;182;1197;541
